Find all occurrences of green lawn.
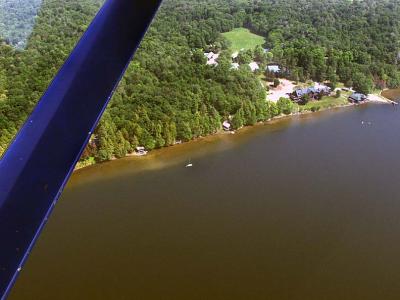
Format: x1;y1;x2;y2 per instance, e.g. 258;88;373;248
222;28;266;52
298;93;350;112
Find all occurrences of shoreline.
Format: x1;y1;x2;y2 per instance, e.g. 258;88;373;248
75;94;394;171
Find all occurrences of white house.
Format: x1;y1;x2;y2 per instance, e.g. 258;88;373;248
266;65;281;73
204;52;215;60
249;62;259;72
223;121;232;131
135;146;148;156
205;52;220;66
315;82;331;90
231;51;239;59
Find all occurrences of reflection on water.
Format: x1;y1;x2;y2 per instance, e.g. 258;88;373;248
10;104;400;300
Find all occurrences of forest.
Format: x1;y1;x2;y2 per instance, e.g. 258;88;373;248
0;0;43;48
0;0;399;163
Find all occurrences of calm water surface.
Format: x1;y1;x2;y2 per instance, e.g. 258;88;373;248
382;88;400;101
10;102;400;300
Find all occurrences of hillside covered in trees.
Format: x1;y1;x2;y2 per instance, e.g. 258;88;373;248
0;0;43;48
1;0;400;162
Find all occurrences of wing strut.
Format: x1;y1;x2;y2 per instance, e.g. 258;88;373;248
0;0;162;298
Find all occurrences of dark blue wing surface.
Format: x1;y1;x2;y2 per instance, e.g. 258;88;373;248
0;0;162;298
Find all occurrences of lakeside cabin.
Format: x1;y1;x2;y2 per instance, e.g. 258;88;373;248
348;93;367;103
135;146;148;156
223;121;232;131
290;84;331;102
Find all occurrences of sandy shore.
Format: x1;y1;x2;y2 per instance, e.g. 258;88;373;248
368;93;396;104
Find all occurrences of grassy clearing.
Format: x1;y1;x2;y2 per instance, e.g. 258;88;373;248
298;93;350;112
222;28;265;52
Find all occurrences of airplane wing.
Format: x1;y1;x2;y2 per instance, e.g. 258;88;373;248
0;0;162;298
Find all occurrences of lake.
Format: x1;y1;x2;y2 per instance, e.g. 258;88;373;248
382;88;400;101
9;102;400;300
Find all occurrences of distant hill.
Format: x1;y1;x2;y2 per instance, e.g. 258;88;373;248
0;0;43;49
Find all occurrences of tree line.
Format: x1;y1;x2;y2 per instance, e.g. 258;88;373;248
0;0;399;162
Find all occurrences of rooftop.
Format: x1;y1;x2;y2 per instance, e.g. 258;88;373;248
349;93;366;101
249;62;259;72
266;65;280;73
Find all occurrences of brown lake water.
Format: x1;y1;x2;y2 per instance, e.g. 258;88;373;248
382;88;400;101
9;103;400;300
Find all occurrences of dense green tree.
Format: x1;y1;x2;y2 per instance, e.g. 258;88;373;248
353;72;374;94
277;98;294;115
237;50;253;64
1;0;400;162
231;108;244;129
0;69;7;101
265;101;279;119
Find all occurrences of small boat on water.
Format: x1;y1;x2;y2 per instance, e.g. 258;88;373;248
186;159;193;168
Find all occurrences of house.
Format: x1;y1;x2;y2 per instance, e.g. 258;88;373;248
249;62;259;72
290;84;331;102
349;93;367;103
266;65;281;73
223;121;232;131
314;83;331;94
207;59;219;66
204;52;220;66
204;52;215;60
136;146;148;156
231;52;239;59
290;88;310;102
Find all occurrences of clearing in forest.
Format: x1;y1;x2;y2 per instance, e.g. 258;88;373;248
222;28;265;52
